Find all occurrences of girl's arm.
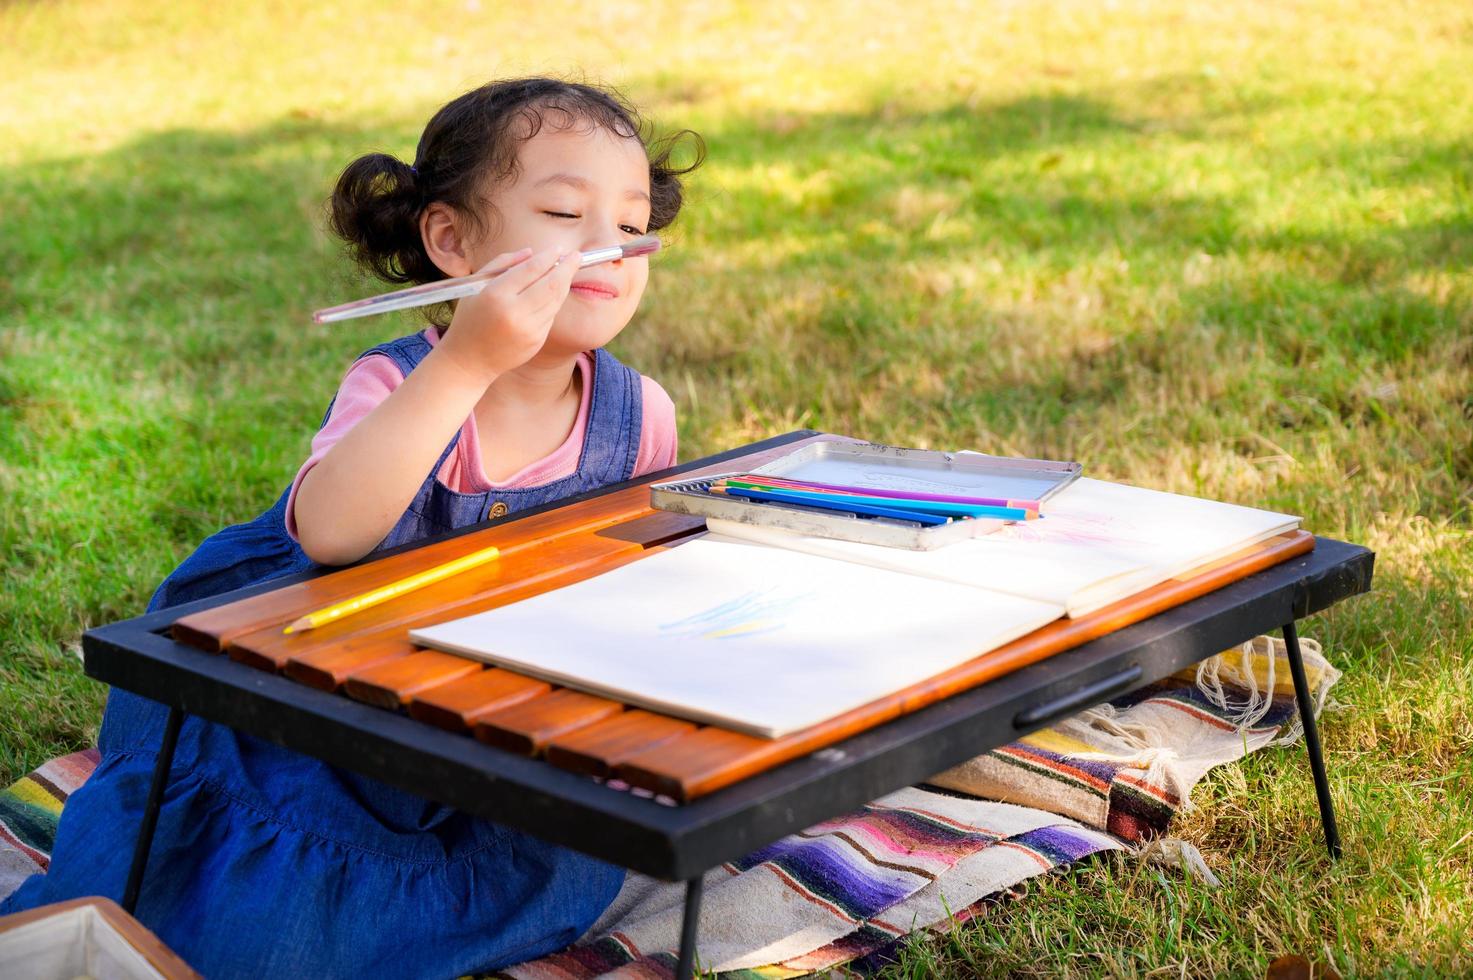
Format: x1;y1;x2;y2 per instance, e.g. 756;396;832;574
293;246;576;565
291;348;484;565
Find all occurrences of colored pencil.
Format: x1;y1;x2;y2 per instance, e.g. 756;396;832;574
725;473;1041;512
716;486;954;525
282;544;502;634
716;480;1038;521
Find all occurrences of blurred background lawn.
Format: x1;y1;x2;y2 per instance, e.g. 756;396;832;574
1;0;1469;973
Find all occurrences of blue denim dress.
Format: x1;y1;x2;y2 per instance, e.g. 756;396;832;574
2;334;642;979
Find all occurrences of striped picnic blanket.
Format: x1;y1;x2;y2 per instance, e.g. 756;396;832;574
0;747;99;903
501;634;1338;978
0;635;1337;979
506;794;1122;978
926;634;1338;843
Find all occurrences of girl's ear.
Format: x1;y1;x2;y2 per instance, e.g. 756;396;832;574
420;203;476;278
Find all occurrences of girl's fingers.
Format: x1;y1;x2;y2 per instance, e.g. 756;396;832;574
473;247;534;278
491;247;568;295
523;255;578;313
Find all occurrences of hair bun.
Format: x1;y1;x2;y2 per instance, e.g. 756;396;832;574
328;153;437;286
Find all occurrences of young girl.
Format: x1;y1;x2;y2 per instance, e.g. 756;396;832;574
2;78;702;978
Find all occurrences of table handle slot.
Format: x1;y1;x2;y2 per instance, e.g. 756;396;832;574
1013;665;1144;729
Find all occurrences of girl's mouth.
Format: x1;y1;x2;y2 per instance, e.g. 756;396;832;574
569;280;619;300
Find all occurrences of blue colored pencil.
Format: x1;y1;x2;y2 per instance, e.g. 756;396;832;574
718;486;952;526
720;481;1034;521
729;474;1042;513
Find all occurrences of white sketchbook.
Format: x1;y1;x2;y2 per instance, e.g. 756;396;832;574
410;535;1061;738
409;478;1298;737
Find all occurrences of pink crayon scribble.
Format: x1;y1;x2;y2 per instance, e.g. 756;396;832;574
999;512;1154;549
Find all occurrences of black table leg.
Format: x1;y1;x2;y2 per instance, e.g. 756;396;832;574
675;874;704;979
121;706;185;914
1282;621;1342;859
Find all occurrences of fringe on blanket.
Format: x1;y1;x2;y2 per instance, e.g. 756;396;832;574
0;637;1338;979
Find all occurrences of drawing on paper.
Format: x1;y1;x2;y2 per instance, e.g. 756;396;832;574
659;588;813;641
997;511;1153;548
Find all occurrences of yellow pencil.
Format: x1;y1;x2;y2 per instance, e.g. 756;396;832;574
282;544;502;634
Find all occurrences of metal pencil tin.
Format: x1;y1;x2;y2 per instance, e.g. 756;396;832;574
650;442;1082;551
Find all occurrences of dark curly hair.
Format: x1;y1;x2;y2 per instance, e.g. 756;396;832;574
328;77;704;304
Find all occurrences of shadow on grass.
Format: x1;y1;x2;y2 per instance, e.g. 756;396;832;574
682;92;1249;264
1;86;1468;562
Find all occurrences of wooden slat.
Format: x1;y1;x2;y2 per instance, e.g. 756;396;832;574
409;669;553;733
616;727;763;794
169;434;839;654
283;635;413;691
544;711;698;777
617;530;1316;801
342;650;481;709
473;689;623;755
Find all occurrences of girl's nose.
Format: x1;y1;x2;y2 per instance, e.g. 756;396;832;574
583;221;628;253
583;231;625;264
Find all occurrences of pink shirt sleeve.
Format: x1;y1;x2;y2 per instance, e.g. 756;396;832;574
634;376;679;476
284;354;408;541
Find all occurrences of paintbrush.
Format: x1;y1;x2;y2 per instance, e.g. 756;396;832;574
312;234;662;324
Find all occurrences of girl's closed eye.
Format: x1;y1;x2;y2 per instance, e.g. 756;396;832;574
542;210;646;236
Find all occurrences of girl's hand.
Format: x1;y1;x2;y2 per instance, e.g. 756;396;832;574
435;246;578;382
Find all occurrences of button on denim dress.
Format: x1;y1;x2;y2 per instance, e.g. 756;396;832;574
2;334;644;979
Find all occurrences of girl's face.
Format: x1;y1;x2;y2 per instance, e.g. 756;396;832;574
467;124;653;359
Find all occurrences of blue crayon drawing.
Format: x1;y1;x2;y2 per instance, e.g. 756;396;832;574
658;588;813;641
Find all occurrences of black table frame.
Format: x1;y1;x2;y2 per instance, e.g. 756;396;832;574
82;432;1374;979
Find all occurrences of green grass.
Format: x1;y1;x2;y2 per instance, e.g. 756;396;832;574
2;0;1469;973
